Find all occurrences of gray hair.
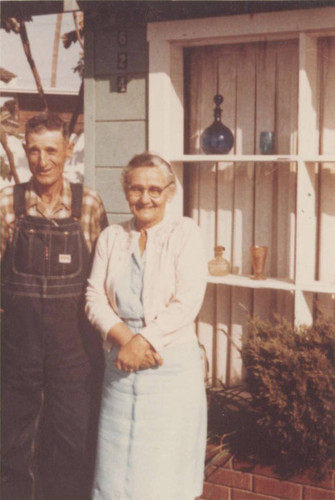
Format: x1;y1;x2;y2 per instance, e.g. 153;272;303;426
25;113;69;142
121;152;177;192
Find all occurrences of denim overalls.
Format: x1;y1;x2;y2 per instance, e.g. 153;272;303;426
1;182;103;500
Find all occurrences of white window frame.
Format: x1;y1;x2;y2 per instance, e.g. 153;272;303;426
147;7;335;326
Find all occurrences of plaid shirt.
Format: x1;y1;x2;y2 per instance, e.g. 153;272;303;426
0;177;108;258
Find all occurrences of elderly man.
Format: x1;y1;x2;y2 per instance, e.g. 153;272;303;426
1;113;108;500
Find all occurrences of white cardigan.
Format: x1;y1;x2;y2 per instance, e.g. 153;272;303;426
85;215;207;352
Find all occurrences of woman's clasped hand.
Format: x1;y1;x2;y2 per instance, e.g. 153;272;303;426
115;332;163;372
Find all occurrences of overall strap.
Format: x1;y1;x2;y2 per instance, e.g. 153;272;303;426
70;182;83;219
13;182;29;217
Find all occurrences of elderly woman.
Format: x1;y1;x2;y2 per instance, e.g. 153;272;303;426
85;153;207;500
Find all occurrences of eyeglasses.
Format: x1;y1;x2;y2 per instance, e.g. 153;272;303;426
126;182;174;199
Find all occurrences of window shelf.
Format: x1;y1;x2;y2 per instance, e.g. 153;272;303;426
171;155;335;163
208;274;295;291
208;274;335;294
304;156;335;163
299;281;335;294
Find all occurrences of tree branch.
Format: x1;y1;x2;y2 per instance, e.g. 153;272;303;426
0;130;20;184
19;20;48;111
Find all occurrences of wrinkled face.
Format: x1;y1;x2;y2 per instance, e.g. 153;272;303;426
125;166;173;230
24;129;72;190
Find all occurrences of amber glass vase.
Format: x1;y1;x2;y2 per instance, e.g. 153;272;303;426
250;245;268;280
208;246;230;276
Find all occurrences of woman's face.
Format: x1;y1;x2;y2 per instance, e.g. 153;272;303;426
125;166;173;230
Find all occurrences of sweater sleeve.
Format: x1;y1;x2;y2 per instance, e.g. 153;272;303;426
139;219;207;351
85;227;123;340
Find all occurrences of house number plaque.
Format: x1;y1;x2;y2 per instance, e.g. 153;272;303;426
117;29;128;92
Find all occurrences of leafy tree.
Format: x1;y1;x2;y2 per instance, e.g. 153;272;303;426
1;14;48;183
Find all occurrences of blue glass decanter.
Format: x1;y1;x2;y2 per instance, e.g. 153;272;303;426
201;95;234;154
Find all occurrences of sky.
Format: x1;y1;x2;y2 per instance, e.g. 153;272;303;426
0;13;82;92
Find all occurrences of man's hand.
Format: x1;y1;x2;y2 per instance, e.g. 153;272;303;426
115;334;163;372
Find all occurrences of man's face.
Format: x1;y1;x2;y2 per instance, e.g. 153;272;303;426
24;129;72;190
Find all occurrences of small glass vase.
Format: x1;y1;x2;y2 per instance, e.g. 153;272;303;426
208;246;230;276
260;131;275;154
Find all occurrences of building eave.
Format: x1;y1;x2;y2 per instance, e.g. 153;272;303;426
0;87;80;96
2;1;335;23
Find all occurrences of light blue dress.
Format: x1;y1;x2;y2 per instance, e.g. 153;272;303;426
92;244;207;500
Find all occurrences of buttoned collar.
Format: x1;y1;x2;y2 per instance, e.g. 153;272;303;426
130;212;172;238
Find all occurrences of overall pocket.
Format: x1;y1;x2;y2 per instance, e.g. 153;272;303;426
48;229;82;277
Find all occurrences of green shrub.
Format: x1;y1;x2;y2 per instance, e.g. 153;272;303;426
206;315;335;479
240;315;335;478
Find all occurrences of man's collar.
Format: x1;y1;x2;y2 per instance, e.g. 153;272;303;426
25;177;71;211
